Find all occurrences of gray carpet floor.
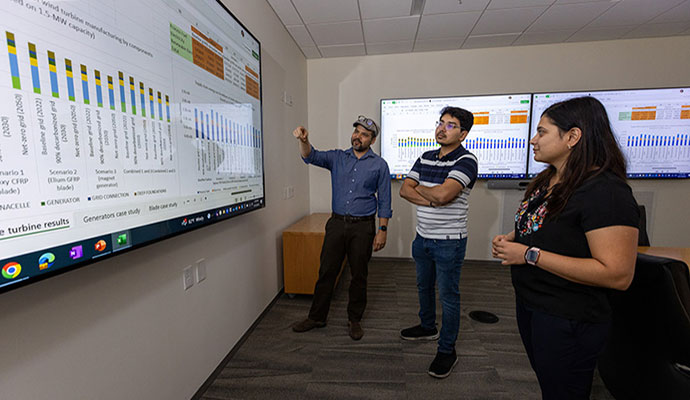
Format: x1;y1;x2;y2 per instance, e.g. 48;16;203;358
199;259;615;400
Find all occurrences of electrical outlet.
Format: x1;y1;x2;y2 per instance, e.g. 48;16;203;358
282;91;293;106
195;258;207;283
183;265;194;290
283;185;294;200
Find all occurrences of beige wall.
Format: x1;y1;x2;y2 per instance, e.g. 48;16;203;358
306;36;690;260
0;1;309;399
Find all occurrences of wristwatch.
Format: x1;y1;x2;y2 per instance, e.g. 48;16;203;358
378;225;387;232
524;247;541;266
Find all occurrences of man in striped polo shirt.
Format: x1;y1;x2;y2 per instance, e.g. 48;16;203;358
399;106;478;379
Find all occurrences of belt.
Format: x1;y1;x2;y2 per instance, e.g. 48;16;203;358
332;213;375;223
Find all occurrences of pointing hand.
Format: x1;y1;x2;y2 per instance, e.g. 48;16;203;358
293;126;308;142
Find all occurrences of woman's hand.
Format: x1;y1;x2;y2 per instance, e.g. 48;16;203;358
492;234;528;265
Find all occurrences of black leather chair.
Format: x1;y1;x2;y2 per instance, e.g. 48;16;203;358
638;205;650;246
598;253;690;399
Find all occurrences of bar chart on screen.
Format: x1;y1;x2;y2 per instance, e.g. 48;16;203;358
381;94;532;179
0;0;265;287
1;29;177;214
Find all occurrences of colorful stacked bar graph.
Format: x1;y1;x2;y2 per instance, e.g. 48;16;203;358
65;59;75;101
139;82;146;117
148;87;154;119
28;43;40;94
94;69;103;107
201;111;205;139
464;137;525;150
157;91;163;121
206;112;211;140
80;64;89;104
195;108;199;138
165;95;170;122
6;32;21;89
627;133;688;148
107;75;115;110
47;50;59;97
118;72;126;112
129;76;136;114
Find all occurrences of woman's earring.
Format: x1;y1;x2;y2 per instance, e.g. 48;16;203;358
567;144;572;150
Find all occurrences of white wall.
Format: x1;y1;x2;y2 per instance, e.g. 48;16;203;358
306;36;690;260
0;1;309;399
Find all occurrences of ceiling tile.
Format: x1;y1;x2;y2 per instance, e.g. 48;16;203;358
488;0;554;9
267;0;303;26
359;0;414;19
649;1;690;24
413;37;463;52
307;20;364;46
589;0;685;27
472;7;547;35
623;22;690;38
286;25;316;47
528;2;612;31
366;41;415;55
318;43;366;57
462;33;520;48
566;25;635;42
291;0;360;24
300;46;322;58
423;0;491;15
363;16;420;43
417;12;482;40
514;29;577;45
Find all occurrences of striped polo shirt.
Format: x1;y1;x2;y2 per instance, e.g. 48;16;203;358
406;145;478;240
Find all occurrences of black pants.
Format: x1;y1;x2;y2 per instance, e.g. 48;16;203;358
516;300;611;400
308;216;376;323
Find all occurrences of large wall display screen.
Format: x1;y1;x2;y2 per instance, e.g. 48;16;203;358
381;94;532;179
529;88;690;178
0;0;264;294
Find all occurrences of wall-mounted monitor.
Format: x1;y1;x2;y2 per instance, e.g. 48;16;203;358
529;88;690;178
381;94;532;179
0;0;264;294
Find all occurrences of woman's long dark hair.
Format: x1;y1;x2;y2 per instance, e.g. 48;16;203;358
524;96;627;216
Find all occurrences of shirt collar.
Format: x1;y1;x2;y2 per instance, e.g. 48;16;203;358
346;147;375;159
434;144;466;160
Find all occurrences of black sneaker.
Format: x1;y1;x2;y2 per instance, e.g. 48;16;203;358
428;349;458;379
400;324;439;341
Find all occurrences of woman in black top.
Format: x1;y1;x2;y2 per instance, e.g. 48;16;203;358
492;96;639;400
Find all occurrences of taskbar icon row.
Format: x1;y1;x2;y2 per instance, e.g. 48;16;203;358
0;230;131;287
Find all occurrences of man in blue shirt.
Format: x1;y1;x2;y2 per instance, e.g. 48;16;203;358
399;106;478;378
291;115;392;341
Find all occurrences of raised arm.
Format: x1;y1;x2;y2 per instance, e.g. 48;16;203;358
293;126;311;158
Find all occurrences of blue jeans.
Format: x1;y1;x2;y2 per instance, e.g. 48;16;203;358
412;234;467;354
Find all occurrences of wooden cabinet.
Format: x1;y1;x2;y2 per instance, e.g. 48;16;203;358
282;213;335;295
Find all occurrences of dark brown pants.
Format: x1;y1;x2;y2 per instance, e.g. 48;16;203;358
308;216;376;323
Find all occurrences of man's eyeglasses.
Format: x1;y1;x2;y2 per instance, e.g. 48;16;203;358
435;120;460;131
